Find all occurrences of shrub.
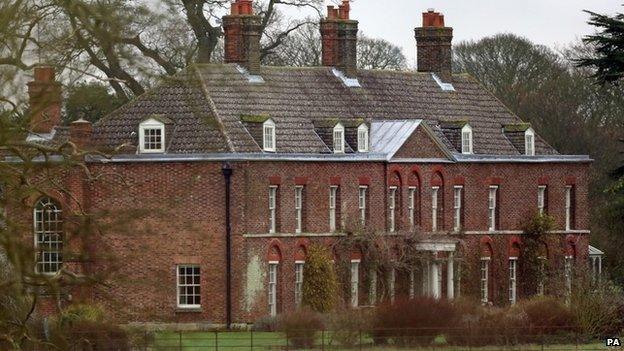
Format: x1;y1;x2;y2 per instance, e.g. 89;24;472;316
572;278;624;337
49;303;130;350
252;315;279;332
518;296;576;335
372;297;459;346
327;307;373;347
301;244;339;313
277;308;324;349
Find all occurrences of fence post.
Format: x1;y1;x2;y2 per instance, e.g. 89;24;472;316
359;329;362;351
215;331;219;351
179;331;182;351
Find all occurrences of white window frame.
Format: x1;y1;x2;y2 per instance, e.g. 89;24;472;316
177;265;201;309
525;128;535;156
564;256;573;299
294;261;304;307
369;267;377;305
357;123;369;152
268;262;279;316
488;186;498;232
358;186;367;225
453;186;463;232
263;119;276;152
269;186;277;234
329;186;338;232
480;258;490;304
408;187;417;227
431;186;439;232
461;124;473;154
138;118;165;153
388;186;397;232
409;269;415;299
333;123;345;153
295;186;303;234
508;257;518;305
350;259;360;307
34;197;63;275
537;185;546;215
565;185;572;231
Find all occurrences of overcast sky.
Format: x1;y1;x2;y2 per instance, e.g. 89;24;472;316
300;0;622;65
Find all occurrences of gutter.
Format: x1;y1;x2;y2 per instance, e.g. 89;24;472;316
221;162;233;329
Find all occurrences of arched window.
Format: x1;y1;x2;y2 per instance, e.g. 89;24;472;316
34;197;63;274
263;119;276;152
461;124;473;154
357;123;369;152
333;123;345;153
525;128;535;156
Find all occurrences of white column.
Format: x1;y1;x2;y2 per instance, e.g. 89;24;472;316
447;252;455;300
431;261;441;299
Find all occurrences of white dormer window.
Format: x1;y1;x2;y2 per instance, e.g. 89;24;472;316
263;119;276;152
461;124;473;154
139;118;165;153
333;123;345;153
525;128;535;156
357;123;369;152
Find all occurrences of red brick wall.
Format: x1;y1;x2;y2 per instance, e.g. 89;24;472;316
13;158;590;324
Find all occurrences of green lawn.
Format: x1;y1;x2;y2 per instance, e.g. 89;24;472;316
151;331;615;351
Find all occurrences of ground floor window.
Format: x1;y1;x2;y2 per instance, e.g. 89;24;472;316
369;267;377;305
269;262;278;316
295;262;304;307
480;258;490;304
177;265;201;308
509;258;518;305
350;260;360;307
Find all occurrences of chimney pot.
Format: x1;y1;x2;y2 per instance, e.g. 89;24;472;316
70;118;93;149
231;2;239;15
34;66;55;82
327;5;336;19
223;0;261;74
320;1;358;77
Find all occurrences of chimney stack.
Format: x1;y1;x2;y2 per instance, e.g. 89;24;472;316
69;118;93;149
415;9;453;81
223;0;262;75
320;0;358;77
27;66;62;133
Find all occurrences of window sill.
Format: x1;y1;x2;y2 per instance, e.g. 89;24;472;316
175;307;203;313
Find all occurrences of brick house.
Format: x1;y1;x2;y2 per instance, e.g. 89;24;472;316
14;0;595;326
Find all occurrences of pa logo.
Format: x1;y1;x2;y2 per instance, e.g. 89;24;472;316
606;337;621;347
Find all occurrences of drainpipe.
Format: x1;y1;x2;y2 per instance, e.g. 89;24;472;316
221;161;233;329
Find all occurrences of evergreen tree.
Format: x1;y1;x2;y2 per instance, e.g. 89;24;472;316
301;244;338;313
577;8;624;85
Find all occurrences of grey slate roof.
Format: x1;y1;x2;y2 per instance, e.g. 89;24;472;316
92;64;559;156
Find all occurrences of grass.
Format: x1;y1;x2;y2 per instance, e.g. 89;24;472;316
151;331;616;351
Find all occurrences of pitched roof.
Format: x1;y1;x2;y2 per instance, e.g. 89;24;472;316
92;64;559;156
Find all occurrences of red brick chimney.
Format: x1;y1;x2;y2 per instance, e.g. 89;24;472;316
320;0;358;77
415;9;453;81
27;66;62;133
223;0;262;75
69;118;93;149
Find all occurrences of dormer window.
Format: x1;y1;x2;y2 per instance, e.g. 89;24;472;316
263;119;276;152
333;123;345;153
357;123;369;152
525;128;535;156
461;124;473;154
139;118;165;153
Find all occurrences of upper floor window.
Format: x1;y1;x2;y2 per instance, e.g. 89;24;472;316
537;185;547;215
329;186;338;232
269;186;278;233
408;187;417;227
565;185;575;231
388;186;397;232
461;124;473;154
525;128;535;156
263;119;276;152
139;118;165;153
357;123;369;152
295;186;304;233
488;186;498;231
34;197;63;274
358;186;368;225
431;186;439;231
333;123;345;153
453;186;463;232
